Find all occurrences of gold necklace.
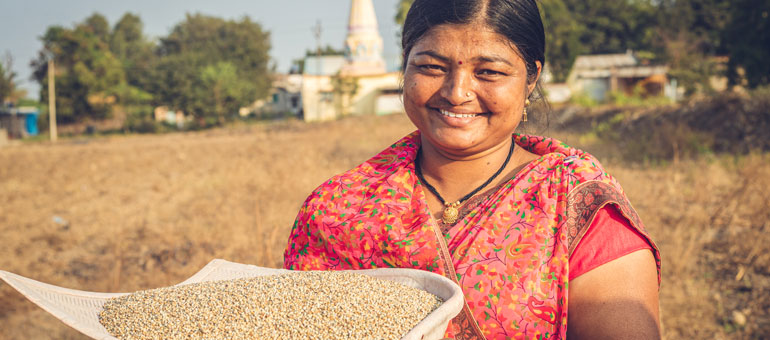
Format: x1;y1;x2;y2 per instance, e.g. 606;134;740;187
415;140;515;224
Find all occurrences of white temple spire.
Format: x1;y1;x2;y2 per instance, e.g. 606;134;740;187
341;0;386;75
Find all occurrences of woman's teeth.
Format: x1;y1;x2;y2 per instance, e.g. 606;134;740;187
439;109;477;118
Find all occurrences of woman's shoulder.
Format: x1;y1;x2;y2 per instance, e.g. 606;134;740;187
515;134;612;185
302;132;420;207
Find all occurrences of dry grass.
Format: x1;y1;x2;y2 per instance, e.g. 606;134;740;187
1;113;768;339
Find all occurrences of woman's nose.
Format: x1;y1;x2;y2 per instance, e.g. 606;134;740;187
439;70;474;105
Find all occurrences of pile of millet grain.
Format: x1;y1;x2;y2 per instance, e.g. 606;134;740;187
99;271;443;340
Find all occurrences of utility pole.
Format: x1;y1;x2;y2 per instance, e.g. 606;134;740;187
312;20;322;120
47;58;57;142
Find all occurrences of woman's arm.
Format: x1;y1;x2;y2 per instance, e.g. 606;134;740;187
567;249;661;340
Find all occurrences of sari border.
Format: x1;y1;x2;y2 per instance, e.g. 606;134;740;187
565;180;662;284
427;216;487;340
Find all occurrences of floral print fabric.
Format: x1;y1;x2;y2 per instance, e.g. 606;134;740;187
284;131;660;339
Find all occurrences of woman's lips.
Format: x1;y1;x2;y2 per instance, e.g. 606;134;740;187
437;108;484;118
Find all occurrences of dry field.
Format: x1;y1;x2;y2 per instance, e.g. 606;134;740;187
1;113;768;339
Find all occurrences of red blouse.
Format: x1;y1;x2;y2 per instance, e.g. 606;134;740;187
569;204;652;281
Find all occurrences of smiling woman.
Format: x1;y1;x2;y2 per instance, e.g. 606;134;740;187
284;1;661;339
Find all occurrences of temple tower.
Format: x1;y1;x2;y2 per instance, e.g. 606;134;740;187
340;0;386;76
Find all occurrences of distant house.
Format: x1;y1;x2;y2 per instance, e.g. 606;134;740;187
567;50;671;102
241;73;303;118
0;106;39;140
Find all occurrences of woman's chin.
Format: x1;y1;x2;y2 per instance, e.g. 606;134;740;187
424;131;486;154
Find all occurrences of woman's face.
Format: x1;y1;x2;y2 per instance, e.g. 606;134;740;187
403;22;540;158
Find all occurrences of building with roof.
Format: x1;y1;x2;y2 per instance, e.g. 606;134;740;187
301;0;402;122
566;50;671;102
240;73;304;118
0;105;39;140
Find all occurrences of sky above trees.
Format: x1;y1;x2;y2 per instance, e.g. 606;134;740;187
0;0;401;95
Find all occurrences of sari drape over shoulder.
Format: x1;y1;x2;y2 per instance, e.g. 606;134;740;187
284;132;661;340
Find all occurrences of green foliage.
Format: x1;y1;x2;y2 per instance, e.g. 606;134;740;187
723;0;770;88
656;0;730;94
394;0;412;28
568;92;599;107
16;98;40;107
306;45;345;57
82;13;110;44
200;62;253;124
31;16;126;123
539;0;582;82
32;12;272;130
152;14;272;126
564;0;659;54
124;105;165;134
0;54;15;104
587;93;770;163
110;13;156;90
607;85;673;107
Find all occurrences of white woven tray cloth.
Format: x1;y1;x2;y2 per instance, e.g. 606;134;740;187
0;259;463;340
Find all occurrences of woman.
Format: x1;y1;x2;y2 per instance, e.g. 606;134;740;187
284;0;661;339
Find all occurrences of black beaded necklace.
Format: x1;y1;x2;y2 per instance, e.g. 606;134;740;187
415;140;515;224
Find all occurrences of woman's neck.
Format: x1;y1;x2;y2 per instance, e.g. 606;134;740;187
417;135;521;204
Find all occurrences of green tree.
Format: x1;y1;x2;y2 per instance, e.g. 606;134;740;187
31;15;126;123
82;13;110;44
656;0;730;94
723;0;770;88
200;62;252;124
394;0;412;28
0;53;16;104
110;13;156;90
539;0;583;82
561;0;659;55
152;14;272;125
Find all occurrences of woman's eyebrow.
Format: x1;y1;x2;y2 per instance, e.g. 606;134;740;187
413;51;450;62
472;55;513;66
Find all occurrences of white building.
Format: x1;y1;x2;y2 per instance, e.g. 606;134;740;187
301;0;403;122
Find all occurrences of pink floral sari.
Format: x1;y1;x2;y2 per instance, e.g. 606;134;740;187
284;131;661;339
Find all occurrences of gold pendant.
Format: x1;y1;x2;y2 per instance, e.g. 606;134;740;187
442;202;460;224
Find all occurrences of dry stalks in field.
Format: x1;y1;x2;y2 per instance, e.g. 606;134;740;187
0;113;768;340
615;154;770;340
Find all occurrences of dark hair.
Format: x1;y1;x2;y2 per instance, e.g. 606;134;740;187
401;0;546;99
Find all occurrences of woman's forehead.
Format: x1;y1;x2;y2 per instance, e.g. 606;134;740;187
410;23;521;60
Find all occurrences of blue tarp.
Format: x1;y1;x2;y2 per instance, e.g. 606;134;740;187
24;113;38;135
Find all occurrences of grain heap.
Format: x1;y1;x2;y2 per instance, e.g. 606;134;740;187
99;271;443;340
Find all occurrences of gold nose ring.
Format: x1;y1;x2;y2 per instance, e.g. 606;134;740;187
466;92;472;97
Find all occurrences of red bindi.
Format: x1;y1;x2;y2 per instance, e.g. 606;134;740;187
458;61;463;65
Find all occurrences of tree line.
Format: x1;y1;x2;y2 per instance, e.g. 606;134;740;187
8;2;768;130
397;0;769;95
29;12;272;128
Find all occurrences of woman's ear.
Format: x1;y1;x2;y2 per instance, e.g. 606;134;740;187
528;60;543;95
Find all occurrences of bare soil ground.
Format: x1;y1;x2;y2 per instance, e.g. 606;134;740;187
1;113;768;339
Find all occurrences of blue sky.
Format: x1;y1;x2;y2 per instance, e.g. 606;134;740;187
0;0;401;96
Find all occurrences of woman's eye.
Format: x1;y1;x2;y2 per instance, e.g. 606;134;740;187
417;64;445;72
478;69;505;76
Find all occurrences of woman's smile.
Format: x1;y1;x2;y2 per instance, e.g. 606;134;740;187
438;108;483;119
433;107;488;127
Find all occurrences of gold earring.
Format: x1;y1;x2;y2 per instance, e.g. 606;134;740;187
523;99;530;122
